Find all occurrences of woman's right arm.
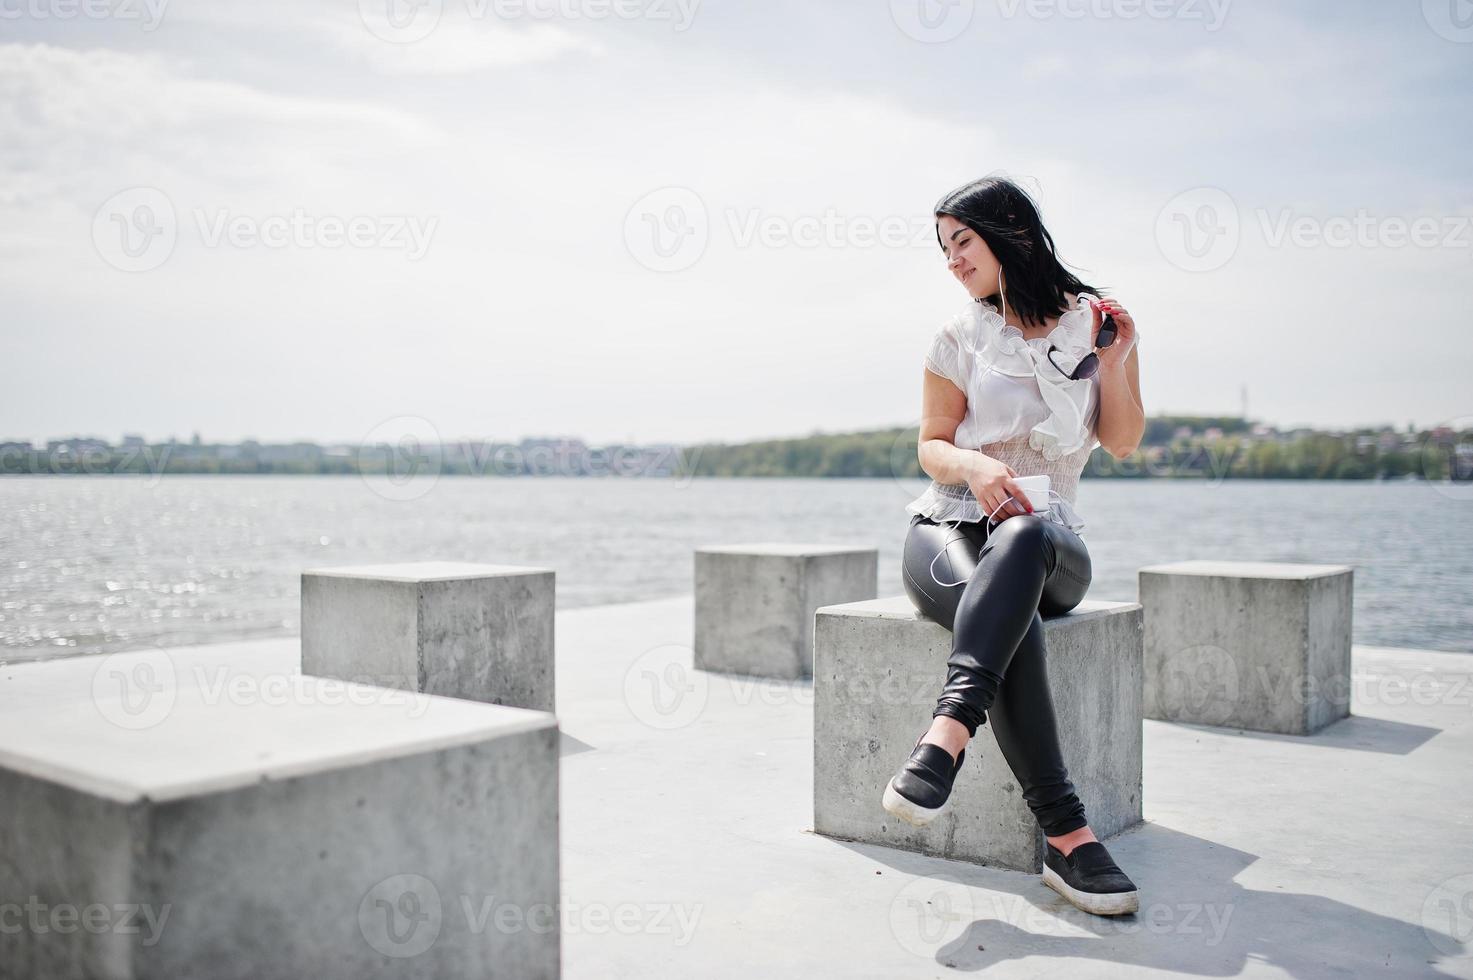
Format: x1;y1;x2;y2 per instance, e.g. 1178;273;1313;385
918;368;1033;520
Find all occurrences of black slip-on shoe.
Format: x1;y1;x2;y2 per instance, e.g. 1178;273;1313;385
1042;840;1140;916
881;735;966;827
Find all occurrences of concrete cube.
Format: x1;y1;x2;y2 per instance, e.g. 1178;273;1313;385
0;647;560;980
695;544;878;679
302;561;554;712
813;596;1143;873
1139;560;1354;735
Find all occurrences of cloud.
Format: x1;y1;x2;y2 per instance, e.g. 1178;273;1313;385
0;42;442;208
325;14;606;75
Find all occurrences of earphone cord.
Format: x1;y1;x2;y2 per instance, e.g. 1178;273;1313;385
930;272;1085;589
926;487;1074;589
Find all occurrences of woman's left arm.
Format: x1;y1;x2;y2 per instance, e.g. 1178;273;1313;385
1089;297;1145;459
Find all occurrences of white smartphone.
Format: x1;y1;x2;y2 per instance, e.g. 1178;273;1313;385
1013;474;1052;512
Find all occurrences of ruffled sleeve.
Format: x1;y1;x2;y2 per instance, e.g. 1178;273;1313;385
923;319;968;391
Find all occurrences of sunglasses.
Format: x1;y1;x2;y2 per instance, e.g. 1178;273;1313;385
1047;314;1117;381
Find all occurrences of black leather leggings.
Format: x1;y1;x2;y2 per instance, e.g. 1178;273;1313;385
901;512;1094;837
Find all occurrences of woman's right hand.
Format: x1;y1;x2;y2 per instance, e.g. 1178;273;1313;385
967;454;1033;523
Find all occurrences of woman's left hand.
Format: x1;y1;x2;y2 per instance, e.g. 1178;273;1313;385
1089;297;1136;373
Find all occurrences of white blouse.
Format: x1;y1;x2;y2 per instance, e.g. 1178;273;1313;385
906;291;1135;535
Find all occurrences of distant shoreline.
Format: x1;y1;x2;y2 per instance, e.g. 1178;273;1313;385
3;415;1469;481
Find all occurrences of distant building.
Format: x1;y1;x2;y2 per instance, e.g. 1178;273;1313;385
46;438;110;455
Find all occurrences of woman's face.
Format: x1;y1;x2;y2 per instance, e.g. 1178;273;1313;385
937;214;1001;301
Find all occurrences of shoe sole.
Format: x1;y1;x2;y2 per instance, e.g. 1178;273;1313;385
881;780;947;827
1041;863;1140;916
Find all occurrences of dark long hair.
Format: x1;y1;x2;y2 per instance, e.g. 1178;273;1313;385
934;176;1104;329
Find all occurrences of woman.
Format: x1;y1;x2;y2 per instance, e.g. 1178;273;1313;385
882;176;1145;917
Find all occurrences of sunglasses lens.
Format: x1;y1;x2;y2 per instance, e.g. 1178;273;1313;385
1074;353;1099;380
1096;315;1118;349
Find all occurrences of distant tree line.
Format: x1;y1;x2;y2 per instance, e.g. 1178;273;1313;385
4;417;1467;480
684;416;1470;481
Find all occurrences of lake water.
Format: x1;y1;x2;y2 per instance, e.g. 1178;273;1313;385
1;475;1469;663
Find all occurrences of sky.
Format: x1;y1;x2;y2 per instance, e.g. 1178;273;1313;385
2;0;1471;447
